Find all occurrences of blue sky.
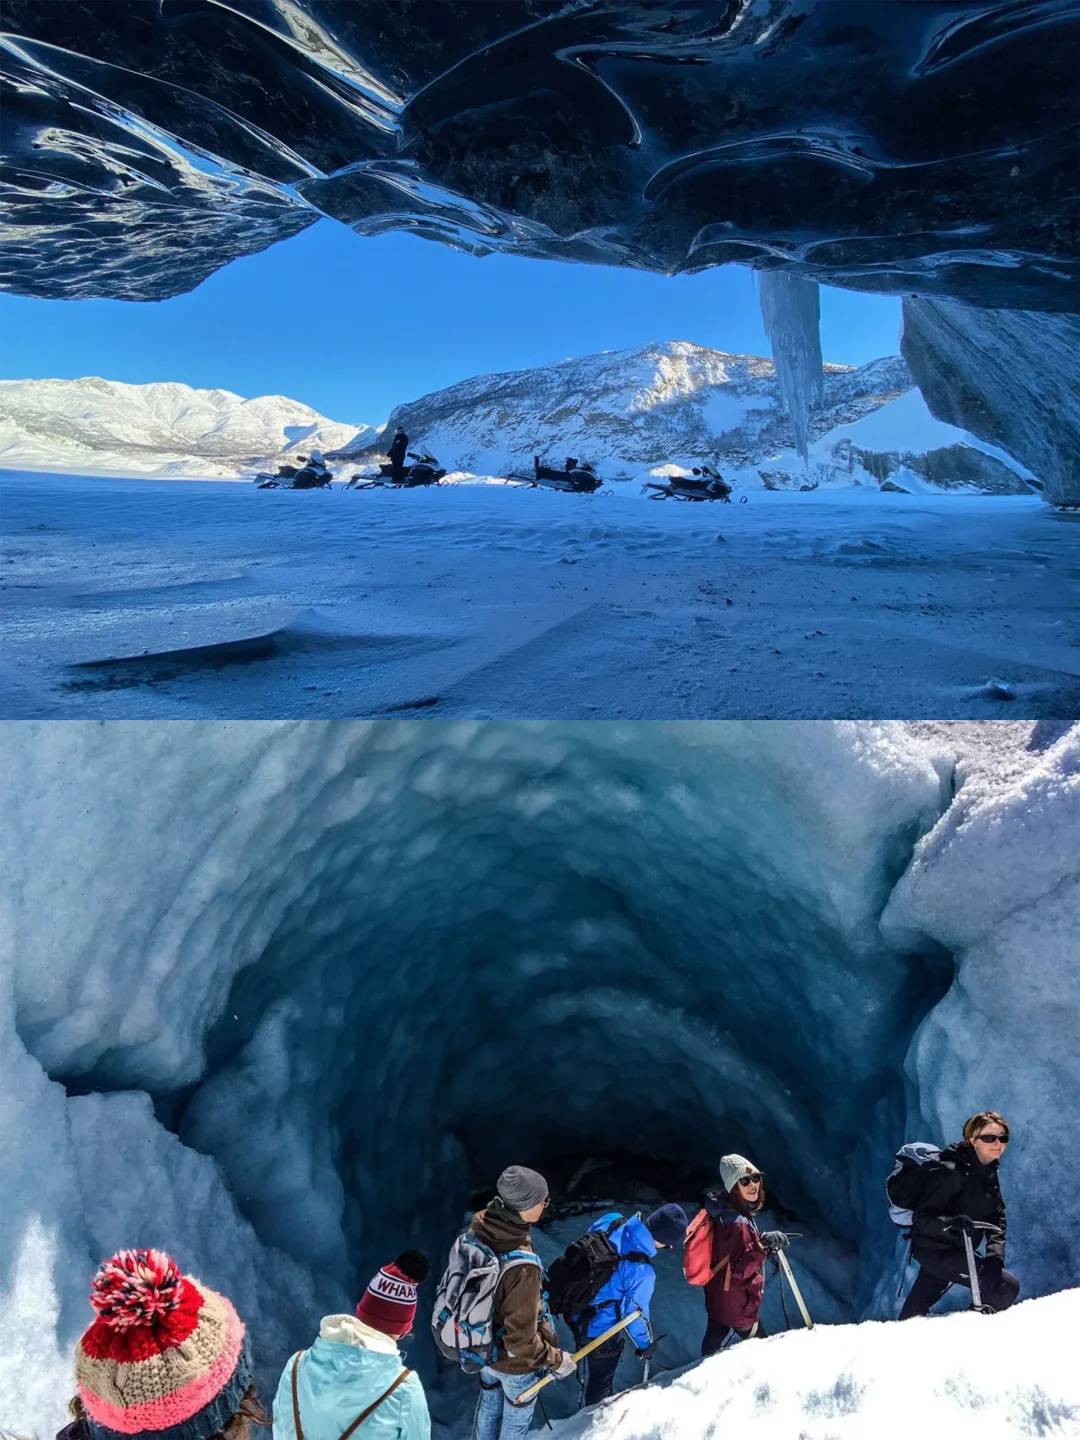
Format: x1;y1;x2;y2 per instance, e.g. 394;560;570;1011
0;219;901;425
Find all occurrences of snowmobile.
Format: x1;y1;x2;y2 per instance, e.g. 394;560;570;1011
255;454;333;489
522;455;603;493
642;465;735;502
347;451;447;488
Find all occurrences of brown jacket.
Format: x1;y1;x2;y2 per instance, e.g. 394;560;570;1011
470;1199;563;1375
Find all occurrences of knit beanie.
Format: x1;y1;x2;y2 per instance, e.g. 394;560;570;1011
355;1250;430;1338
645;1203;689;1249
496;1165;549;1214
719;1154;761;1194
75;1249;252;1440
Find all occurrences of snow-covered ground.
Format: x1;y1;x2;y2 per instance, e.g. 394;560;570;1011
549;1288;1080;1438
2;470;1077;719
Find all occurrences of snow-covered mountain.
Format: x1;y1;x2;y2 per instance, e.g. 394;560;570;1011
0;377;372;479
337;340;1033;495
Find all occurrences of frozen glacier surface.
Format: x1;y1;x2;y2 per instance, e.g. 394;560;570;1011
0;720;1077;1435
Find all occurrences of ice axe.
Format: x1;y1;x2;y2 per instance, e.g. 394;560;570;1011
777;1251;814;1330
517;1310;643;1405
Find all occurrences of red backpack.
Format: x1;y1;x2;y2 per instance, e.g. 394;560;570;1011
682;1208;733;1288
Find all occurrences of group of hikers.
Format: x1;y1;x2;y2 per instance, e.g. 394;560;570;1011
55;1113;1017;1440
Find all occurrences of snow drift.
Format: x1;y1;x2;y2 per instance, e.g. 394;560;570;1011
0;721;1077;1436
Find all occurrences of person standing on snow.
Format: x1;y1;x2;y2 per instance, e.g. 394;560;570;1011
273;1250;431;1440
472;1166;576;1440
57;1248;266;1440
696;1155;790;1356
898;1111;1019;1319
388;426;409;484
567;1204;688;1406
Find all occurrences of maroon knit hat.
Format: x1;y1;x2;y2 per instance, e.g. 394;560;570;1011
355;1251;430;1338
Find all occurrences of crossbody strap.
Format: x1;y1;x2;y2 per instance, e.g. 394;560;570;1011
340;1369;413;1440
291;1353;413;1440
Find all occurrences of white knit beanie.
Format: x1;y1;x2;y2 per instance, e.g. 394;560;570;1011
719;1153;761;1193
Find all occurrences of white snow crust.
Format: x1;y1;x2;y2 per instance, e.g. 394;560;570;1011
1;721;1077;1437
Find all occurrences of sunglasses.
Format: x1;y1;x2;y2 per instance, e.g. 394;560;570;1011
737;1174;763;1187
975;1133;1009;1145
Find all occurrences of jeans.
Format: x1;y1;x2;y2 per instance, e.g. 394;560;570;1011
572;1330;624;1406
899;1252;1020;1319
473;1366;541;1440
701;1318;767;1356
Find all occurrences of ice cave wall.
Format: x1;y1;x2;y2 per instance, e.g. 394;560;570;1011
1;721;1078;1434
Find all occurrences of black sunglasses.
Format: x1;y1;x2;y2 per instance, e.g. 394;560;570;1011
975;1132;1009;1144
737;1174;763;1186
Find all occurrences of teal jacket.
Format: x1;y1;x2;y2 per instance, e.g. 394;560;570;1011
272;1315;431;1440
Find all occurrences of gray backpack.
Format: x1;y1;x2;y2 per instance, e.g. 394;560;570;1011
431;1231;542;1372
886;1142;942;1228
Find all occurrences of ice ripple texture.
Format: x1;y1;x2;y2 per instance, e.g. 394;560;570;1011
1;1;1078;307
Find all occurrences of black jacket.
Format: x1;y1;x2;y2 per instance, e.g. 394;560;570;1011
910;1141;1007;1263
388;431;408;464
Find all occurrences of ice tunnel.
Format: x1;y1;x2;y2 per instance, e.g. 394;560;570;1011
1;721;1078;1431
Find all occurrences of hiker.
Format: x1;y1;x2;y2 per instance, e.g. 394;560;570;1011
562;1205;688;1406
470;1166;576;1439
273;1250;431;1439
388;427;409;484
898;1112;1019;1319
686;1154;791;1356
57;1248;266;1440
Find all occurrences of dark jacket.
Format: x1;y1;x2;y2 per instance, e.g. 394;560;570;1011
470;1198;562;1376
910;1141;1007;1263
702;1190;766;1330
388;432;408;465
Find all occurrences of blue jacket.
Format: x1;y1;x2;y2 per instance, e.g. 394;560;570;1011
273;1315;430;1440
578;1212;656;1350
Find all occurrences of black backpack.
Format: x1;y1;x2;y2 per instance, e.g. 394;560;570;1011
546;1216;650;1322
886;1142;943;1228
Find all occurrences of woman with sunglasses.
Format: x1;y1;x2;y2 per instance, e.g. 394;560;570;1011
899;1111;1020;1318
699;1154;790;1356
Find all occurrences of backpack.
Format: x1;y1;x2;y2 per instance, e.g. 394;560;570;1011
886;1142;942;1228
546;1216;641;1322
682;1208;716;1286
431;1231;542;1372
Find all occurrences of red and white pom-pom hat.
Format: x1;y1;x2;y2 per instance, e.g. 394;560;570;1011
75;1249;252;1440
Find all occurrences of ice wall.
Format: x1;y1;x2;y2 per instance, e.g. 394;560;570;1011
758;272;825;463
1;721;1077;1436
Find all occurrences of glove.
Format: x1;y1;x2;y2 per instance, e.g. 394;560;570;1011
635;1344;656;1361
759;1231;791;1254
946;1214;975;1237
552;1351;577;1380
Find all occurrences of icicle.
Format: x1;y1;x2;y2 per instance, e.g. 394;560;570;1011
758;271;824;463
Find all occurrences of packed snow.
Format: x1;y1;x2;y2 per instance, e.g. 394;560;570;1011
0;377;371;479
0;721;1077;1437
2;470;1077;719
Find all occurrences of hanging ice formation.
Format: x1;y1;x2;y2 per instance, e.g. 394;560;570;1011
758;271;825;462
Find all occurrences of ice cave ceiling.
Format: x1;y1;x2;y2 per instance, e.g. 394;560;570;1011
1;0;1078;309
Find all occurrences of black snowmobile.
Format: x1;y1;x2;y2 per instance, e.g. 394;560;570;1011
255;455;333;489
642;465;735;502
526;455;603;493
348;451;447;488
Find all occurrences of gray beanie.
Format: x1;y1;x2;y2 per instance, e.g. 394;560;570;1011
497;1165;549;1214
719;1153;761;1194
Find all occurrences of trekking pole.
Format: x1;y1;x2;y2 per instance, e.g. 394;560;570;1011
517;1311;643;1405
962;1229;983;1310
777;1252;814;1330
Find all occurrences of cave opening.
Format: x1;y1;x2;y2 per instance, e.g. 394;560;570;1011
17;725;957;1409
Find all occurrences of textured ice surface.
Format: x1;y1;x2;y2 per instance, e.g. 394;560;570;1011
1;721;1077;1435
758;274;825;463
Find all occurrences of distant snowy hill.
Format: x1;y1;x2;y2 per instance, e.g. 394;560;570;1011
0;377;372;479
337;340;1033;495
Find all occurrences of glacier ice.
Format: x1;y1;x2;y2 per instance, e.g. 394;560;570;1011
758;273;826;462
0;721;1078;1436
